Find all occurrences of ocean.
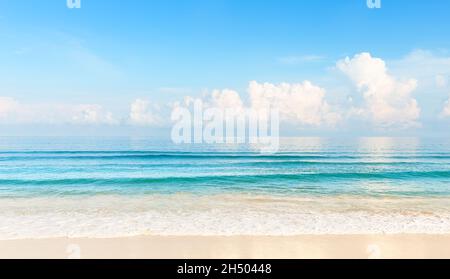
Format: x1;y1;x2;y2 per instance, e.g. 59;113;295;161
1;136;450;239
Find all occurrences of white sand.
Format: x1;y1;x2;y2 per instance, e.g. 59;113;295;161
1;235;450;259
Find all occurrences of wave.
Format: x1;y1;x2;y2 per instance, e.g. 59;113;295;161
2;170;450;186
3;153;450;162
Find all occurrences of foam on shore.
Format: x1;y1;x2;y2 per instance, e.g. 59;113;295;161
1;194;450;239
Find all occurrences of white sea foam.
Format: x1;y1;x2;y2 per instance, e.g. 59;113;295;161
1;194;450;239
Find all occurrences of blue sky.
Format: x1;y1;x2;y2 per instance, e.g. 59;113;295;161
1;0;450;136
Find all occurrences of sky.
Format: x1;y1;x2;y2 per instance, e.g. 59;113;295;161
1;0;450;136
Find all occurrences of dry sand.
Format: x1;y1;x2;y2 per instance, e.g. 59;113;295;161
1;235;450;259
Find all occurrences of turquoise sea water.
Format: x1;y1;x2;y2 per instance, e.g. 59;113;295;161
2;137;450;198
1;137;450;238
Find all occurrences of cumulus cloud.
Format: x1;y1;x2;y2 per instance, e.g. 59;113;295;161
6;50;449;132
178;89;243;108
175;81;340;128
0;97;118;125
209;89;244;109
175;89;245;112
129;99;162;126
337;52;420;128
248;81;340;126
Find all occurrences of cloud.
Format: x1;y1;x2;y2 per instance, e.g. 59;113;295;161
337;53;420;128
210;89;244;109
71;104;118;125
176;81;340;127
6;50;450;132
129;99;162;126
172;89;246;123
179;89;244;109
0;97;118;125
393;50;450;75
390;50;450;90
248;81;340;126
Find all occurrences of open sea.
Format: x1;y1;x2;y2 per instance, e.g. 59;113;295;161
1;136;450;239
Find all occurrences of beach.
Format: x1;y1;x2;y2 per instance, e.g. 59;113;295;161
2;137;450;259
1;235;450;259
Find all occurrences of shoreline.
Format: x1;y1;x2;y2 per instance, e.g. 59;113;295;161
2;194;450;238
1;234;450;259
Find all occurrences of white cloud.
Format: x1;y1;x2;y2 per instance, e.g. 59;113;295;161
175;81;340;127
393;50;450;75
6;50;450;132
71;104;118;125
248;81;340;126
0;97;118;125
129;99;162;126
176;89;245;111
210;89;244;109
390;50;450;90
337;52;420;128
